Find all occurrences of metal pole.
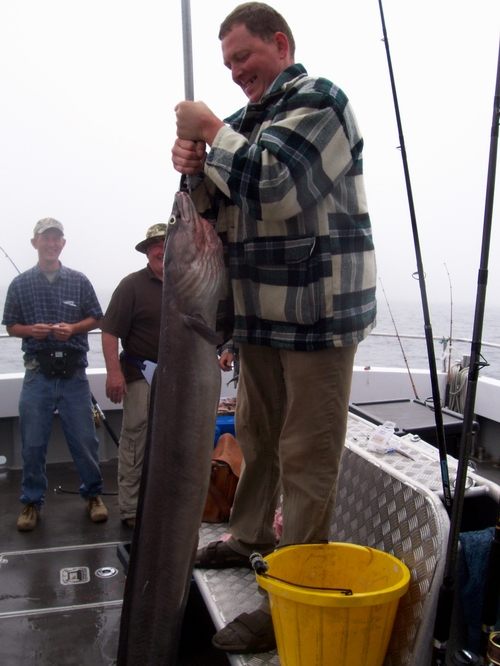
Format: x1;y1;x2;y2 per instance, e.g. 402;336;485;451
181;0;194;101
180;0;197;192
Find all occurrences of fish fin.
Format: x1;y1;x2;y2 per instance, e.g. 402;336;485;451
183;314;224;346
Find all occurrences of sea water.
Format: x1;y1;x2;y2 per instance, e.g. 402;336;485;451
0;294;499;381
355;300;500;381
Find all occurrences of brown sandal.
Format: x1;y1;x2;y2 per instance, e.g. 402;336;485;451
194;540;251;568
212;609;276;653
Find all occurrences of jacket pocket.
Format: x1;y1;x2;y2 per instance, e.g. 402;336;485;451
242;235;320;326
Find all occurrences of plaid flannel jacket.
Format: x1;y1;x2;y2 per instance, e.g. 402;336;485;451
192;64;377;351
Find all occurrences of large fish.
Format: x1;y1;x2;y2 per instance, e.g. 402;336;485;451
117;190;225;665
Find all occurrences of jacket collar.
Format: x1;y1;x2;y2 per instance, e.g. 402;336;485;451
224;63;308;128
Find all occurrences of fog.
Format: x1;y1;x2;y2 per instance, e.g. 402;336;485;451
1;0;499;317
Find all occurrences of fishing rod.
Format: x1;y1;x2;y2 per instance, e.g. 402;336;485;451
377;0;452;512
444;264;454;380
92;394;120;447
379;278;419;400
1;245;120;448
0;246;22;275
432;36;500;666
473;38;500;665
55;485;118;497
443;264;454;407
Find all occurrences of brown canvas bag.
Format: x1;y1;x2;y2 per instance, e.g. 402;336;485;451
202;434;242;523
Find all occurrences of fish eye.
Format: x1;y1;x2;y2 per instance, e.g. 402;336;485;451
168;214;177;225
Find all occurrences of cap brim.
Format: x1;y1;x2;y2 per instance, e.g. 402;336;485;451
35;226;64;235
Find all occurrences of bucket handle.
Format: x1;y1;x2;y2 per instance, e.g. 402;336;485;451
250;552;353;596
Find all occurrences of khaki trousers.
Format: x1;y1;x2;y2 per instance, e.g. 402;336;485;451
118;379;151;520
227;343;357;557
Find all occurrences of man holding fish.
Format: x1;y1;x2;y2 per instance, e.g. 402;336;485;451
172;1;377;653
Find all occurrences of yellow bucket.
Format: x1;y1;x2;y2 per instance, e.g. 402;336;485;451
257;542;410;666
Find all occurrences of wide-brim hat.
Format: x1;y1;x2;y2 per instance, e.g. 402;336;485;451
135;223;167;254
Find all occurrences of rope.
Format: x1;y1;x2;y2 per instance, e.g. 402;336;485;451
448;362;469;414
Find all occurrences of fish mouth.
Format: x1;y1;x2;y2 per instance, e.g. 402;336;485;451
167;192;186;231
173;191;193;221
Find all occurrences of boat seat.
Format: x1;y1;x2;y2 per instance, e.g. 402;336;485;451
331;441;449;666
196;413;451;666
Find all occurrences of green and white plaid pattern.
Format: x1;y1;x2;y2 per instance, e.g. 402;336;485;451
193;64;377;351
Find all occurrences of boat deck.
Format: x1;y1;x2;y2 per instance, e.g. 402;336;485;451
0;459;228;666
2;413;500;665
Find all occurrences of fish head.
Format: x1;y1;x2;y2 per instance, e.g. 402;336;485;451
164;191;224;331
166;191;218;264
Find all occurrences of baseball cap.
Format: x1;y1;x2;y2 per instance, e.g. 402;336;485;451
135;223;167;254
33;218;64;236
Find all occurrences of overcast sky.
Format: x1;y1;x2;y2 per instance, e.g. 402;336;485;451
1;0;499;318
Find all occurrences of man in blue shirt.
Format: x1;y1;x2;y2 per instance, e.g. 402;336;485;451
2;218;107;531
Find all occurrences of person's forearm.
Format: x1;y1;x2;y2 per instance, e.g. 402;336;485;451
101;332;122;373
102;331;127;403
65;317;101;335
6;323;35;338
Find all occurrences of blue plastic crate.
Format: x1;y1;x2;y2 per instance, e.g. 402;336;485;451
214;414;235;445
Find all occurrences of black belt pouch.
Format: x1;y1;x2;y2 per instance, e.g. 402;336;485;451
37;349;80;379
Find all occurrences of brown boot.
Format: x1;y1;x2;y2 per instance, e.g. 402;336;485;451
17;503;40;531
85;496;108;523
